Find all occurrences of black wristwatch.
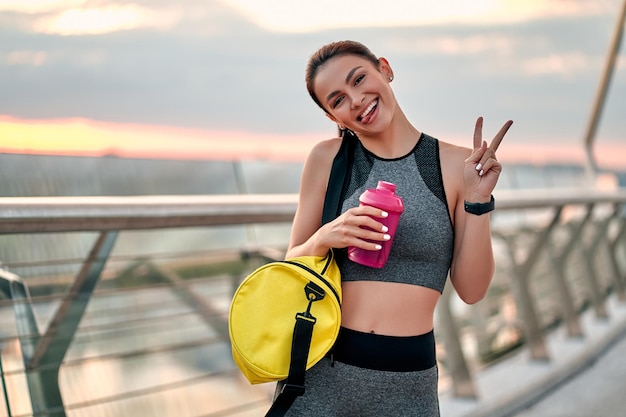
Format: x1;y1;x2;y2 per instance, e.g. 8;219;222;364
464;195;495;215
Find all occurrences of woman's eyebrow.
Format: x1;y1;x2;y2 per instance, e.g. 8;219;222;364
325;66;363;103
344;66;362;84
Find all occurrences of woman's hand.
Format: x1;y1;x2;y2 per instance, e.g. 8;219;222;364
464;117;513;202
319;206;390;251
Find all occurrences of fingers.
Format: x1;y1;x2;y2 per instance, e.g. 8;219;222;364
466;139;487;165
353;206;389;234
468;118;513;167
475;145;503;177
361;205;389;218
473;116;483;150
476;157;501;177
489;119;513;152
338;207;391;250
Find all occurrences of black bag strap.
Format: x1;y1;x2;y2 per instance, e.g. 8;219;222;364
265;311;316;416
265;132;357;417
266;284;322;416
322;131;357;225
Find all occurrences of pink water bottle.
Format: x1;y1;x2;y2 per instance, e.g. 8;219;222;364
348;181;404;268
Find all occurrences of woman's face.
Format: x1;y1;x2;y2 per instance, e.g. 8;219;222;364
313;54;395;136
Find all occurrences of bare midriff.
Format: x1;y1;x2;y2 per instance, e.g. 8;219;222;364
340;281;440;337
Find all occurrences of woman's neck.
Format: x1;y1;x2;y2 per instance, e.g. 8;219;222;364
356;108;421;159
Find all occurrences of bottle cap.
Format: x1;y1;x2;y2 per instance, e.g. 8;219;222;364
377;181;396;193
359;181;404;213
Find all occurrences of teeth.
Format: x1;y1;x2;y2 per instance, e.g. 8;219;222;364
360;100;377;120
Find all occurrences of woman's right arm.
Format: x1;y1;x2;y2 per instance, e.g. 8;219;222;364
285;138;390;260
285;139;340;259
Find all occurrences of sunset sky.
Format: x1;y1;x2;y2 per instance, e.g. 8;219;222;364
1;0;624;167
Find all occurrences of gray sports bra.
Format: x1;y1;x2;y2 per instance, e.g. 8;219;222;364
337;133;454;293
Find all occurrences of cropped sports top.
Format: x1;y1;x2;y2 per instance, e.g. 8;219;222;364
336;133;454;293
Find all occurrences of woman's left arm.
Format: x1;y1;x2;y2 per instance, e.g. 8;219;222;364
449;117;513;304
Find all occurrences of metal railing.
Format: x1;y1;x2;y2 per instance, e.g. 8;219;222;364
439;188;626;398
1;189;626;416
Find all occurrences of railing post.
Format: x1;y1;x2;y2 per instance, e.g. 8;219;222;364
1;231;117;416
0;343;13;417
607;205;626;301
149;262;230;342
577;205;609;319
585;205;621;316
498;207;563;361
233;160;258;245
28;232;118;370
472;297;492;361
582;0;626;180
438;283;477;398
548;208;585;338
0;267;65;416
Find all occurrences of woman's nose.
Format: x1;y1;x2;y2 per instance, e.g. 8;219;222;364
349;92;364;109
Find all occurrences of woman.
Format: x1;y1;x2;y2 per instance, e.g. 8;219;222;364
278;40;513;416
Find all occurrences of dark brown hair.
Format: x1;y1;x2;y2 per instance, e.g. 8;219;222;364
305;40;380;112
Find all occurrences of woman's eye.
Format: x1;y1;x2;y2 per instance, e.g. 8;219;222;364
333;96;344;108
354;74;365;85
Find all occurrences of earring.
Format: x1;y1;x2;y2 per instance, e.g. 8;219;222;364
389;75;393;81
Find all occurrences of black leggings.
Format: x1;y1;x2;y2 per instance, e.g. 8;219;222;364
275;327;440;417
330;326;436;371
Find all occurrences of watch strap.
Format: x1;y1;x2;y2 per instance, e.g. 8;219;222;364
464;195;495;215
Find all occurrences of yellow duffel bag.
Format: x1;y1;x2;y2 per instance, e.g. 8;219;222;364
229;250;342;385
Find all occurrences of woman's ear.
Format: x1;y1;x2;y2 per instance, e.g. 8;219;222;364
379;57;394;82
324;112;339;124
326;113;346;130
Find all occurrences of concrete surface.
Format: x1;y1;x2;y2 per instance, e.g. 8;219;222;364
439;295;626;417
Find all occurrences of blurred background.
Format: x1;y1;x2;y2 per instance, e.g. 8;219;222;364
0;1;625;416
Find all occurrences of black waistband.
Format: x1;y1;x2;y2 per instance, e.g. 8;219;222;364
327;327;436;372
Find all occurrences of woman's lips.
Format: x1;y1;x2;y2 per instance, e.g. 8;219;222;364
357;99;378;124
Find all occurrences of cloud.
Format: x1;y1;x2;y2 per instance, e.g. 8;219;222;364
225;0;620;32
390;34;517;56
0;1;251;36
520;52;591;77
32;4;182;35
0;0;86;13
6;50;47;66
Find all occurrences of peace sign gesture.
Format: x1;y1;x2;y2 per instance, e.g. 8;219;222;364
464;116;513;202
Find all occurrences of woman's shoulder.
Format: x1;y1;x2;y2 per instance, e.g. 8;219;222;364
435;138;471;168
299;136;344;188
304;137;344;169
433;138;469;197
